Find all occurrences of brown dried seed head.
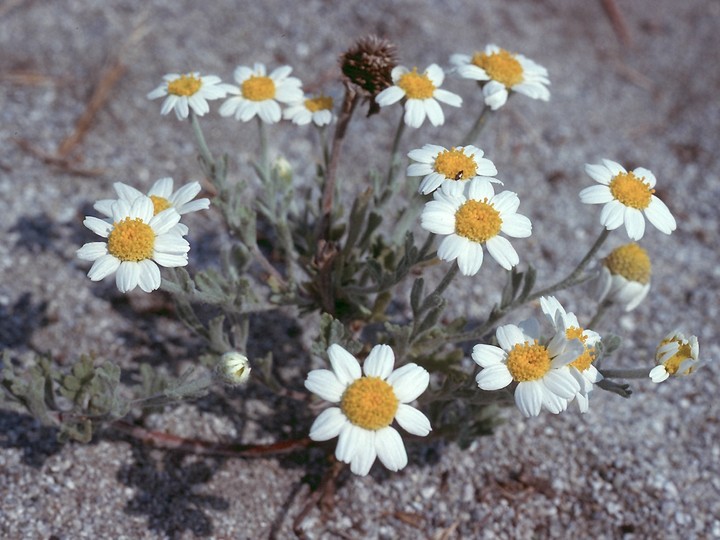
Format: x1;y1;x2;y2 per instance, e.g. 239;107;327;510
340;35;398;98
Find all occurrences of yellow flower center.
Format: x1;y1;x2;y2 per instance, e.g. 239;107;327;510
658;339;694;375
434;148;478;180
150;195;172;215
241;75;276;101
604;243;651;283
397;67;436;100
472;49;524;87
167;74;202;97
455;199;502;243
609;172;654;209
565;327;596;371
340;377;399;431
304;95;333;112
506;341;551;382
107;218;155;262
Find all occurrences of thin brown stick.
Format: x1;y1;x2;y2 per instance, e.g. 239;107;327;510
111;420;312;457
14;138;105;177
56;61;127;157
56;13;150;157
601;0;632;46
292;458;344;537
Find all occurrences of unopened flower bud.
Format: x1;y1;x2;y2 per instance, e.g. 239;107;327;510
272;156;293;186
217;351;251;386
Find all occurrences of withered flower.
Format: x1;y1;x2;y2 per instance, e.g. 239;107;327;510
340;35;398;115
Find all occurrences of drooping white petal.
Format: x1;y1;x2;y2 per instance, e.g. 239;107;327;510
116;261;140;293
624;207;646;240
486;235;519;270
348;428;376;476
87;254;120;281
136;259;161;292
514;382;543;417
543;369;580;399
644;197;676;234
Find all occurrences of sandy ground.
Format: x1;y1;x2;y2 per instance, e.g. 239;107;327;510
1;0;720;538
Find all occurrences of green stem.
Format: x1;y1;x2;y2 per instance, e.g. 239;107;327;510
384;113;407;186
318;124;330;176
425;261;460;306
588;298;613;329
463;106;492;145
601;367;651;379
524;228;610;302
256;117;270;182
190;111;215;169
409;262;460;343
316;88;360;241
439;228;611;345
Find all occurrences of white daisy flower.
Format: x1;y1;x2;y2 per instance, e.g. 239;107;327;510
283;94;334;126
305;343;431;476
420;178;532;276
147;72;233;120
540;296;602;413
579;159;676;240
375;64;462;128
596;243;651;312
650;331;701;383
219;63;303;124
77;196;190;293
94;178;210;236
406;144;500;195
450;45;550;110
473;319;584;417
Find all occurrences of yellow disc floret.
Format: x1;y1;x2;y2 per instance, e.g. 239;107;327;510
304;95;333;112
107;218;155;262
506;341;551;382
167;74;202;97
434;148;478;180
565;327;596;371
455;199;502;243
340;376;398;430
604;243;651;283
397;68;436;100
609;172;654;209
242;75;276;101
658;339;693;375
150;195;171;215
472;49;524;88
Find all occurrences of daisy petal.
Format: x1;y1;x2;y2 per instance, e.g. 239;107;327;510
375;427;408;472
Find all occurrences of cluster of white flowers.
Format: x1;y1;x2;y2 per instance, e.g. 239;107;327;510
75;42;706;482
473;296;601;417
147;65;334;127
76;178;209;293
